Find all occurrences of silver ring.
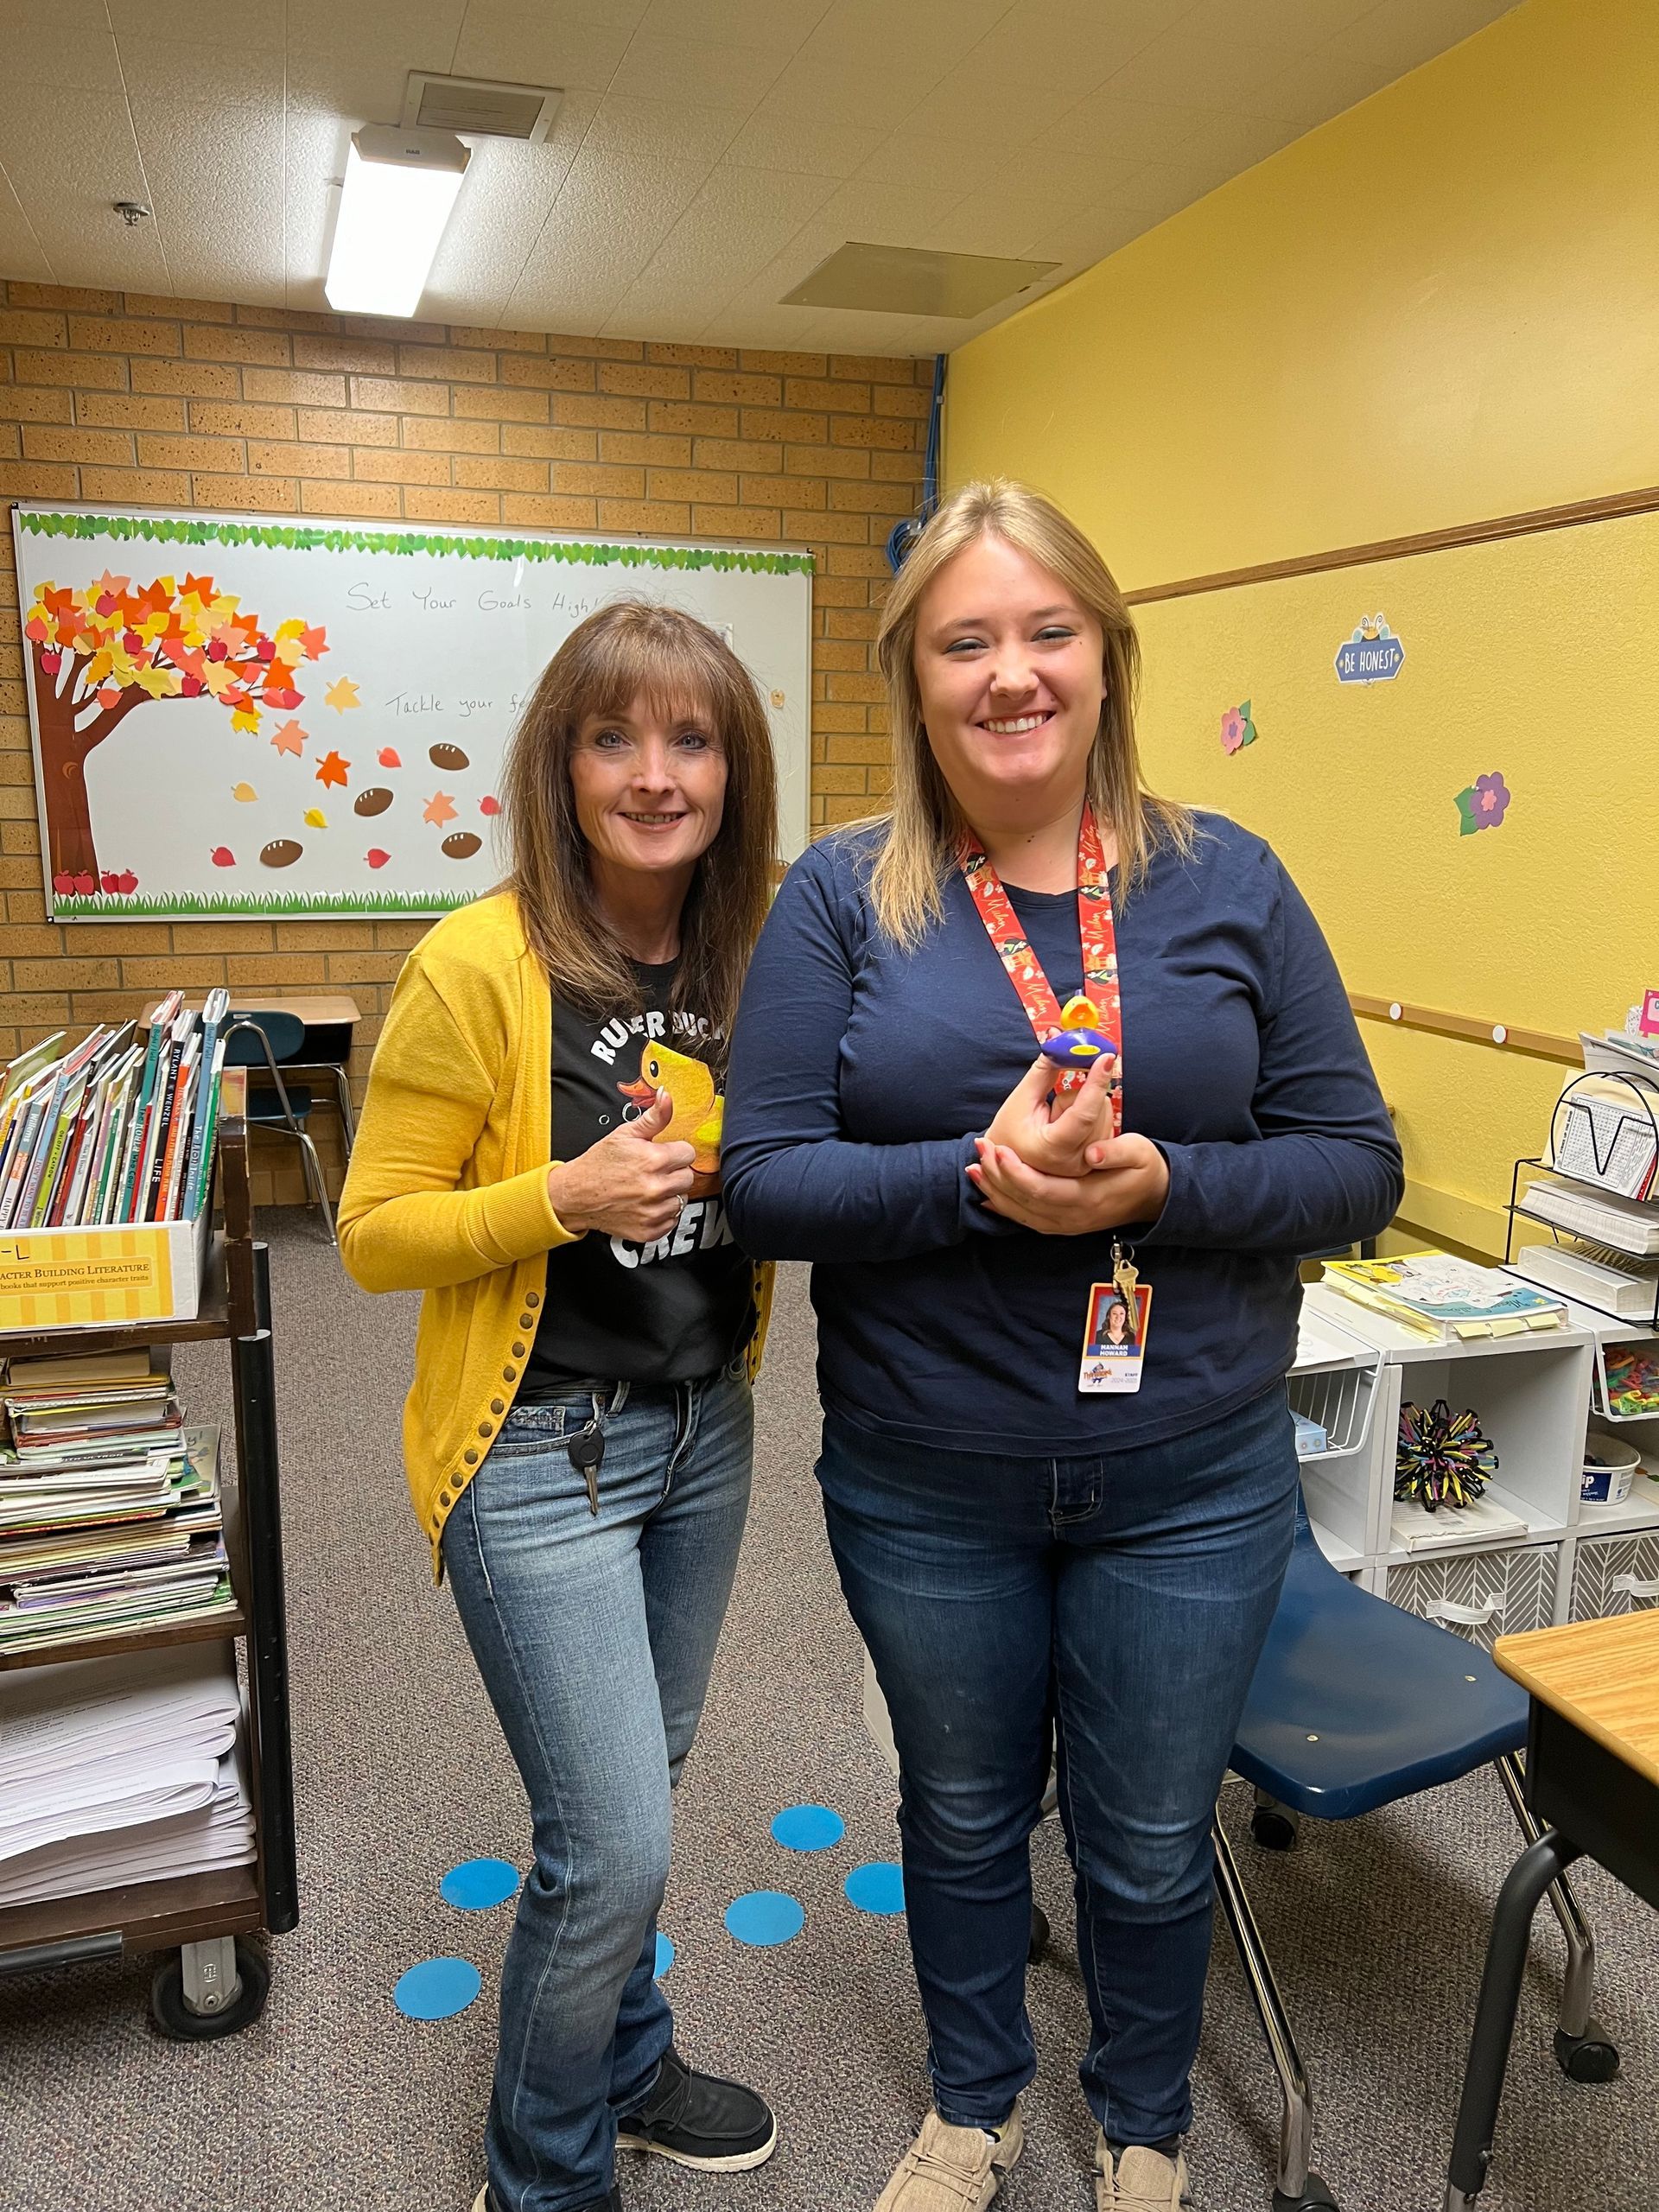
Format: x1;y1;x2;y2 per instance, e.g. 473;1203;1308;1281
675;1196;686;1217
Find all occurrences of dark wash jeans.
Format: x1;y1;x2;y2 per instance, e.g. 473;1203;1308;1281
818;1382;1299;2146
442;1368;753;2212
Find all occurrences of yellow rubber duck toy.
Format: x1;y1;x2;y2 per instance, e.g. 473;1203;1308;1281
619;1041;724;1190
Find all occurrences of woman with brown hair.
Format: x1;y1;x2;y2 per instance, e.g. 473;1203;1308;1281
724;481;1401;2212
340;602;780;2212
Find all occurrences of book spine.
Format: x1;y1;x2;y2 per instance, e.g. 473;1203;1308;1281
182;991;227;1217
142;1034;187;1224
117;1008;171;1223
158;1050;199;1222
20;1075;73;1228
188;1044;227;1219
46;1090;95;1228
0;1093;45;1230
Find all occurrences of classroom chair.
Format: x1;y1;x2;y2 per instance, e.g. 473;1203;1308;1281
1216;1510;1616;2211
1028;1511;1616;2212
222;1011;337;1244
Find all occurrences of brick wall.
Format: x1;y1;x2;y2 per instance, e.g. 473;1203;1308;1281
0;281;923;1203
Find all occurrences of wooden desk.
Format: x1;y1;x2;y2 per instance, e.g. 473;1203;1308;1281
1445;1611;1659;2209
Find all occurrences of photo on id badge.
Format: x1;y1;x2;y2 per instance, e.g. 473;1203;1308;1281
1079;1281;1152;1394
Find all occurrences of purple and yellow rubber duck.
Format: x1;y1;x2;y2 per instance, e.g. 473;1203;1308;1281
1039;994;1116;1069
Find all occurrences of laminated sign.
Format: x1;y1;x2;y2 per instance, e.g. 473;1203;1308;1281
1334;613;1405;684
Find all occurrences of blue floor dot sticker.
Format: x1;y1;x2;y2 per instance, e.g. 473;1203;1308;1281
771;1803;845;1853
394;1956;483;2020
724;1890;805;1947
845;1861;906;1916
655;1931;675;1978
441;1856;520;1910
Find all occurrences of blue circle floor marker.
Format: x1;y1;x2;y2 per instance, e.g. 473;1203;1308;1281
770;1803;846;1853
724;1891;805;1947
845;1861;906;1916
655;1931;675;1978
394;1956;483;2019
441;1856;520;1910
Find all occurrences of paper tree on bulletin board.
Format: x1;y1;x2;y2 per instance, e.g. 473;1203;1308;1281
24;569;327;893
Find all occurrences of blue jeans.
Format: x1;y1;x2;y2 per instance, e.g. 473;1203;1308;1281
818;1383;1298;2146
442;1368;753;2212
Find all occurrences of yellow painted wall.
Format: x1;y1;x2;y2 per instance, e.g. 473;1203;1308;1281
944;0;1659;1255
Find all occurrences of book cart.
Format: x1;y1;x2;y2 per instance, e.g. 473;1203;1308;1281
0;1072;297;2037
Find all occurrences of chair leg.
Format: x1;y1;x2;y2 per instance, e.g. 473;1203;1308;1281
1492;1757;1618;2078
331;1065;357;1154
1211;1817;1338;2211
293;1133;338;1244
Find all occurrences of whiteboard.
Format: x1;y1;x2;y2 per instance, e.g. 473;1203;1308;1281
14;504;813;922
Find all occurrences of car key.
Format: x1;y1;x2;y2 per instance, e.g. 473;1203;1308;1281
569;1421;605;1515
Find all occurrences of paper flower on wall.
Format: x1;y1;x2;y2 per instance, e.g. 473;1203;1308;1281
1219;701;1257;754
1454;770;1511;836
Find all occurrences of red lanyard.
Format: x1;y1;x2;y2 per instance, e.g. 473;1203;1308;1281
959;804;1122;1124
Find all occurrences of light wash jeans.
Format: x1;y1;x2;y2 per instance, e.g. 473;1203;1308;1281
442;1367;753;2212
818;1382;1299;2148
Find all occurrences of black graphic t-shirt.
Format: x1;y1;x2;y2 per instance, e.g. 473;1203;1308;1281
522;961;750;1394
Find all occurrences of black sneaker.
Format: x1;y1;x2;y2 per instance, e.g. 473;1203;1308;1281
615;2046;779;2171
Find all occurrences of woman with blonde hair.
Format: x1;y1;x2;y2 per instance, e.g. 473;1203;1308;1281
340;601;780;2212
724;482;1400;2212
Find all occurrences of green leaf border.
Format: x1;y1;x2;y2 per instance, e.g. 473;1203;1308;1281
17;507;814;576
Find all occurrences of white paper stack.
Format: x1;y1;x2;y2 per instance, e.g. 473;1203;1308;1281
0;1644;254;1907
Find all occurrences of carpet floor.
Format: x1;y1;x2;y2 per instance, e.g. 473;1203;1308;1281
1;1220;1653;2212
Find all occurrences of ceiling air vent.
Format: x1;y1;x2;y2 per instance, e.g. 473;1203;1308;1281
403;74;563;142
782;241;1059;320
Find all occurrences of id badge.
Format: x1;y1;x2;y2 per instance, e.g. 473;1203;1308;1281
1078;1258;1151;1395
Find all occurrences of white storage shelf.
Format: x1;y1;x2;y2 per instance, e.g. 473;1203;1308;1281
1298;1281;1656;1629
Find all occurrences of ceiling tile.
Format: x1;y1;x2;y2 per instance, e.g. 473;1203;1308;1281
286;56;429;130
899;22;1151;140
793;303;925;353
1177;0;1377;55
1103;25;1307;111
636;0;831;54
422;99;600;324
698;301;829;347
140;124;287;304
448;7;636;94
1;1;124;92
721;111;884;178
111;0;284;43
580;93;749;168
0;87;156;257
282;101;353;307
499;148;709;330
798;0;1010;74
120;47;289;113
604;163;840;332
608;36;793;107
1325;0;1522;79
1063;89;1222;164
283;0;468;60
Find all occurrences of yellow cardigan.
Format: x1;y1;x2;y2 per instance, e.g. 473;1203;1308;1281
337;891;772;1573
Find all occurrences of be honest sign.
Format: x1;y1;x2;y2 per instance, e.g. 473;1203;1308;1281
1334;613;1405;684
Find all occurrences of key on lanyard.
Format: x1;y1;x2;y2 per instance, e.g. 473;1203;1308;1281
569;1421;605;1515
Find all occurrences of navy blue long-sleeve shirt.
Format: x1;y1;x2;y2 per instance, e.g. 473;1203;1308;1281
723;814;1402;1455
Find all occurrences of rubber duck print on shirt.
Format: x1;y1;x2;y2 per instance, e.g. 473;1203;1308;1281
618;1040;724;1195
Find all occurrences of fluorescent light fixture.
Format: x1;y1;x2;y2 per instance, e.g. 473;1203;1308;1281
326;124;470;317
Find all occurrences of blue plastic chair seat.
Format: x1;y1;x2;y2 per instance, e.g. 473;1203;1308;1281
1231;1516;1529;1821
247;1084;314;1123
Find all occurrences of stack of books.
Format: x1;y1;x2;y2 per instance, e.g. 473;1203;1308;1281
0;1643;254;1908
0;1351;234;1656
1320;1251;1566;1341
0;988;229;1230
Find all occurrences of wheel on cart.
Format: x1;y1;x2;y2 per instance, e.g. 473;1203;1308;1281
150;1936;270;2040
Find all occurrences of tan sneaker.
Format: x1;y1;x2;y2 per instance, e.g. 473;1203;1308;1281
1093;2133;1192;2209
874;2105;1024;2211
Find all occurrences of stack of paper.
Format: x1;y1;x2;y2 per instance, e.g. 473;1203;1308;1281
1320;1251;1566;1341
1391;1494;1531;1553
0;1425;233;1655
0;1644;254;1907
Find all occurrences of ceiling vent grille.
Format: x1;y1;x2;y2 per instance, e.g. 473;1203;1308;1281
781;241;1058;319
403;74;563;142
